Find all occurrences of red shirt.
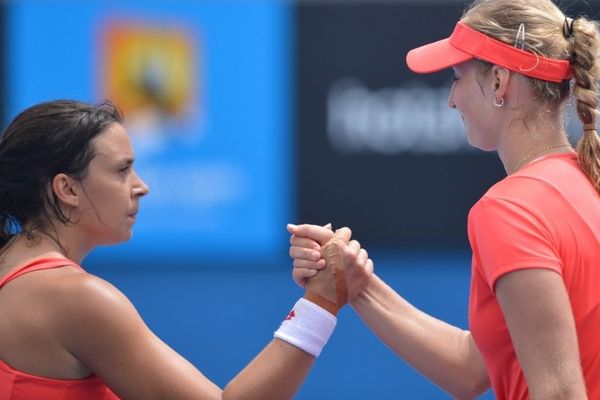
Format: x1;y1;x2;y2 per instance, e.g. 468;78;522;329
468;153;600;399
0;258;119;400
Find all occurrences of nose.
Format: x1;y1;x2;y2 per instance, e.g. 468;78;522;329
132;171;150;198
448;84;457;109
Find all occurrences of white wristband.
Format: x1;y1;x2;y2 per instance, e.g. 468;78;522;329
273;298;337;357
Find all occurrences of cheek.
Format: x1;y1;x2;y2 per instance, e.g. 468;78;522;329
81;182;122;216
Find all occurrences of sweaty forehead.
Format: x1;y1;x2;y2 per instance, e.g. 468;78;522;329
92;123;134;159
453;59;477;74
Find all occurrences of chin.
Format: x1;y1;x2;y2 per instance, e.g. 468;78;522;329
102;231;133;246
466;134;496;152
470;142;496;152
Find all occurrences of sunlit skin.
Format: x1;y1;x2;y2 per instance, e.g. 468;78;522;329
72;123;150;250
448;60;571;174
448;60;501;151
0;123;149;267
288;57;583;400
0;119;336;400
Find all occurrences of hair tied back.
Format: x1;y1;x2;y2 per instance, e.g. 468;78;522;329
563;17;575;38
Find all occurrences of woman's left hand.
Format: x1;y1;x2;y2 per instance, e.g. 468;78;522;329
287;223;334;288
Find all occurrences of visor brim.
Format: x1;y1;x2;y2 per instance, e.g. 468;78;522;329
406;37;474;74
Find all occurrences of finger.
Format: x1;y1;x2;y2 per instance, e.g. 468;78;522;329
289;235;321;250
320;239;343;265
356;248;369;266
293;267;318;280
293;258;326;270
289;245;322;262
287;223;335;245
366;259;374;275
333;227;352;244
341;241;361;263
293;268;318;288
346;240;361;254
290;222;333;231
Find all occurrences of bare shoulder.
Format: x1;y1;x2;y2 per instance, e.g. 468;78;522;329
0;265;144;378
1;265;146;351
6;266;134;317
52;268;131;308
1;265;127;313
43;268;144;334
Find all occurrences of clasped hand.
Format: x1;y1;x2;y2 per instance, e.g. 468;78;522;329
287;223;374;313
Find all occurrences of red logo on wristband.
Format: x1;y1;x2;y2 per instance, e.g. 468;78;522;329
284;310;296;321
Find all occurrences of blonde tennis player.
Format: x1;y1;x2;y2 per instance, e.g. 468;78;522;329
290;0;600;398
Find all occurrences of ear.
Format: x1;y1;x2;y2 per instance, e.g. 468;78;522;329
491;65;511;101
51;173;80;208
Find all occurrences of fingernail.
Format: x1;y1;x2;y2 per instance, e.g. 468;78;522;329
287;223;298;229
324;222;332;229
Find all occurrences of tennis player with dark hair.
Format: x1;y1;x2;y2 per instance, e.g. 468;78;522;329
0;99;358;399
289;0;600;398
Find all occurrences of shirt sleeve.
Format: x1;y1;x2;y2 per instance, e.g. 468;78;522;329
468;196;563;292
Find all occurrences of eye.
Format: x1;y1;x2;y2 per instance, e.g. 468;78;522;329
119;165;131;173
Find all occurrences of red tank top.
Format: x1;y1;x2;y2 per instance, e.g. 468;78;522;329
0;258;120;400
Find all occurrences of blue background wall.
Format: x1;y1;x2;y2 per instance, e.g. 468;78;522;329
87;252;492;399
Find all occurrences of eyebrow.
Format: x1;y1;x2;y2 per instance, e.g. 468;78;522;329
119;158;135;166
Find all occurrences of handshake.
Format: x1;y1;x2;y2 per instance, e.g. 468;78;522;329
287;223;375;316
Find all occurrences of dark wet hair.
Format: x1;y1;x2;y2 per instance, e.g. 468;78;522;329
0;99;123;248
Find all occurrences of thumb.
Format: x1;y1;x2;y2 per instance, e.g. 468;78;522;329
288;223;336;245
333;227;352;245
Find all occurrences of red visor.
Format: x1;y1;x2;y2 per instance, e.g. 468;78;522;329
406;22;572;83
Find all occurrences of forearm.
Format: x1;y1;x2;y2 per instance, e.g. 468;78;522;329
351;274;489;399
222;339;314;400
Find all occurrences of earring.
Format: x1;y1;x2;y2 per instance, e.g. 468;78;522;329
493;97;504;107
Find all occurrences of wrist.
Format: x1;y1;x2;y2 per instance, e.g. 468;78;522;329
303;291;340;316
349;273;377;307
274;298;337;357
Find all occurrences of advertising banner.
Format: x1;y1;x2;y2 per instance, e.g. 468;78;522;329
296;2;510;248
5;1;292;265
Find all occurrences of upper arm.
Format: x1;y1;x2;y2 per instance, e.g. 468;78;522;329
57;275;222;400
495;269;586;399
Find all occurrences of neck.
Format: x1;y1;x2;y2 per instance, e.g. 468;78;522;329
511;143;573;173
496;111;572;174
0;234;67;273
15;225;90;264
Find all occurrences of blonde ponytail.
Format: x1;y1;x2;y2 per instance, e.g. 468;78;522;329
570;17;600;193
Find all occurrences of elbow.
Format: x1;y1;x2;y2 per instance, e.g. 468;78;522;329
221;383;240;400
222;381;257;400
449;376;490;400
529;385;588;400
451;388;486;400
527;371;588;400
